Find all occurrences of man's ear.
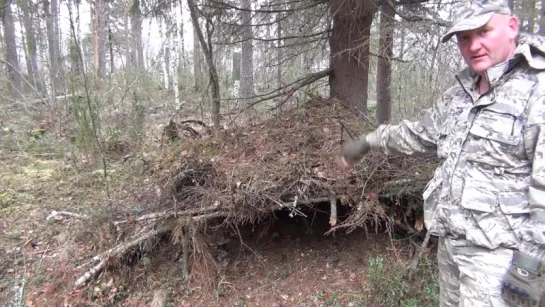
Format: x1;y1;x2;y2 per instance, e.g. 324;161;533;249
508;16;520;39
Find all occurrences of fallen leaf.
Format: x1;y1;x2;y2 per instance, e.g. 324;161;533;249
415;220;424;232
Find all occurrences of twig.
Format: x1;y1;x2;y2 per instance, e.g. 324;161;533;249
329;193;337;227
410;230;431;271
76;211;229;287
75;228;160;287
230;68;332;124
46;210;89;221
113;205;223;226
181;225;189;280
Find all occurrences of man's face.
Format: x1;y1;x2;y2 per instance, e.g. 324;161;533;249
456;14;519;74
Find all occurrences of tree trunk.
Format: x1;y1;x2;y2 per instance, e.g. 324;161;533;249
20;1;41;91
1;0;22;100
376;1;394;125
164;15;172;90
193;20;202;91
178;0;185;70
107;3;114;74
232;52;241;81
92;0;106;79
398;5;406;60
329;0;375;115
540;0;545;35
188;0;221;129
44;0;62;96
240;0;254;105
522;0;536;32
172;4;180;104
17;5;32;86
75;0;86;72
129;0;143;69
277;7;282;89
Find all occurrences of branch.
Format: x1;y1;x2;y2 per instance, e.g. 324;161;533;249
410;230;432;271
214;30;330;45
46;210;89;221
75;228;160;287
395;0;429;5
75;211;229;287
229;68;331;120
206;0;325;14
396;11;449;27
113;205;222;226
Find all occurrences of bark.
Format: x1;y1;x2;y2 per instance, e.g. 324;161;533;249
164;15;172;90
329;0;376;115
160;17;169;89
19;1;41;91
76;0;85;72
108;4;114;74
129;0;143;69
92;0;106;79
17;6;31;84
398;5;406;60
178;0;185;70
277;8;282;88
376;1;395;125
44;0;62;95
188;0;221;129
1;0;22;99
540;0;545;35
522;0;536;33
232;52;241;81
193;21;202;91
172;5;180;103
240;0;254;104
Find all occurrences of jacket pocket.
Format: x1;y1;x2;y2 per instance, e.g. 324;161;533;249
497;190;531;232
460;187;529;248
465;107;523;169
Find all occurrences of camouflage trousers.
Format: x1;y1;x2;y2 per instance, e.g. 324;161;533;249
438;236;514;306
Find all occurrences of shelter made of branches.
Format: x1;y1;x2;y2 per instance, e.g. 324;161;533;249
75;97;439;287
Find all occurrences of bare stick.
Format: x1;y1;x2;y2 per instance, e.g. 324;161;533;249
181;225;189;280
410;230;431;271
329;193;337;227
46;210;89;221
75;229;160;287
113;205;223;226
230;68;332;123
76;211;229;287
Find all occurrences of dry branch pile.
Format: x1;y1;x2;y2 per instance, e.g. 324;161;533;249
75;97;439;287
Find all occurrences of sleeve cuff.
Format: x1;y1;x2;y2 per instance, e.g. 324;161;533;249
520;241;545;263
365;131;380;148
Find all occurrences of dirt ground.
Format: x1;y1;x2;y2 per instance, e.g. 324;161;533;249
174;209;396;307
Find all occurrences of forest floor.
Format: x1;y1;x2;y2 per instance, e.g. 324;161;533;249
0;101;439;307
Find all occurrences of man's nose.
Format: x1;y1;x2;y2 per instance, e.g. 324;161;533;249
468;37;482;52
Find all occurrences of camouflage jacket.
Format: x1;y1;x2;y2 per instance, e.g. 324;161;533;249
367;34;545;260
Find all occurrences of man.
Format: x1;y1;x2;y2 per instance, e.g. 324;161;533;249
337;0;545;306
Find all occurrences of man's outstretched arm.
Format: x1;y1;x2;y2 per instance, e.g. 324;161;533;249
340;96;447;165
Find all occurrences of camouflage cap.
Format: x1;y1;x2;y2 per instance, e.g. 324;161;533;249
441;0;512;43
